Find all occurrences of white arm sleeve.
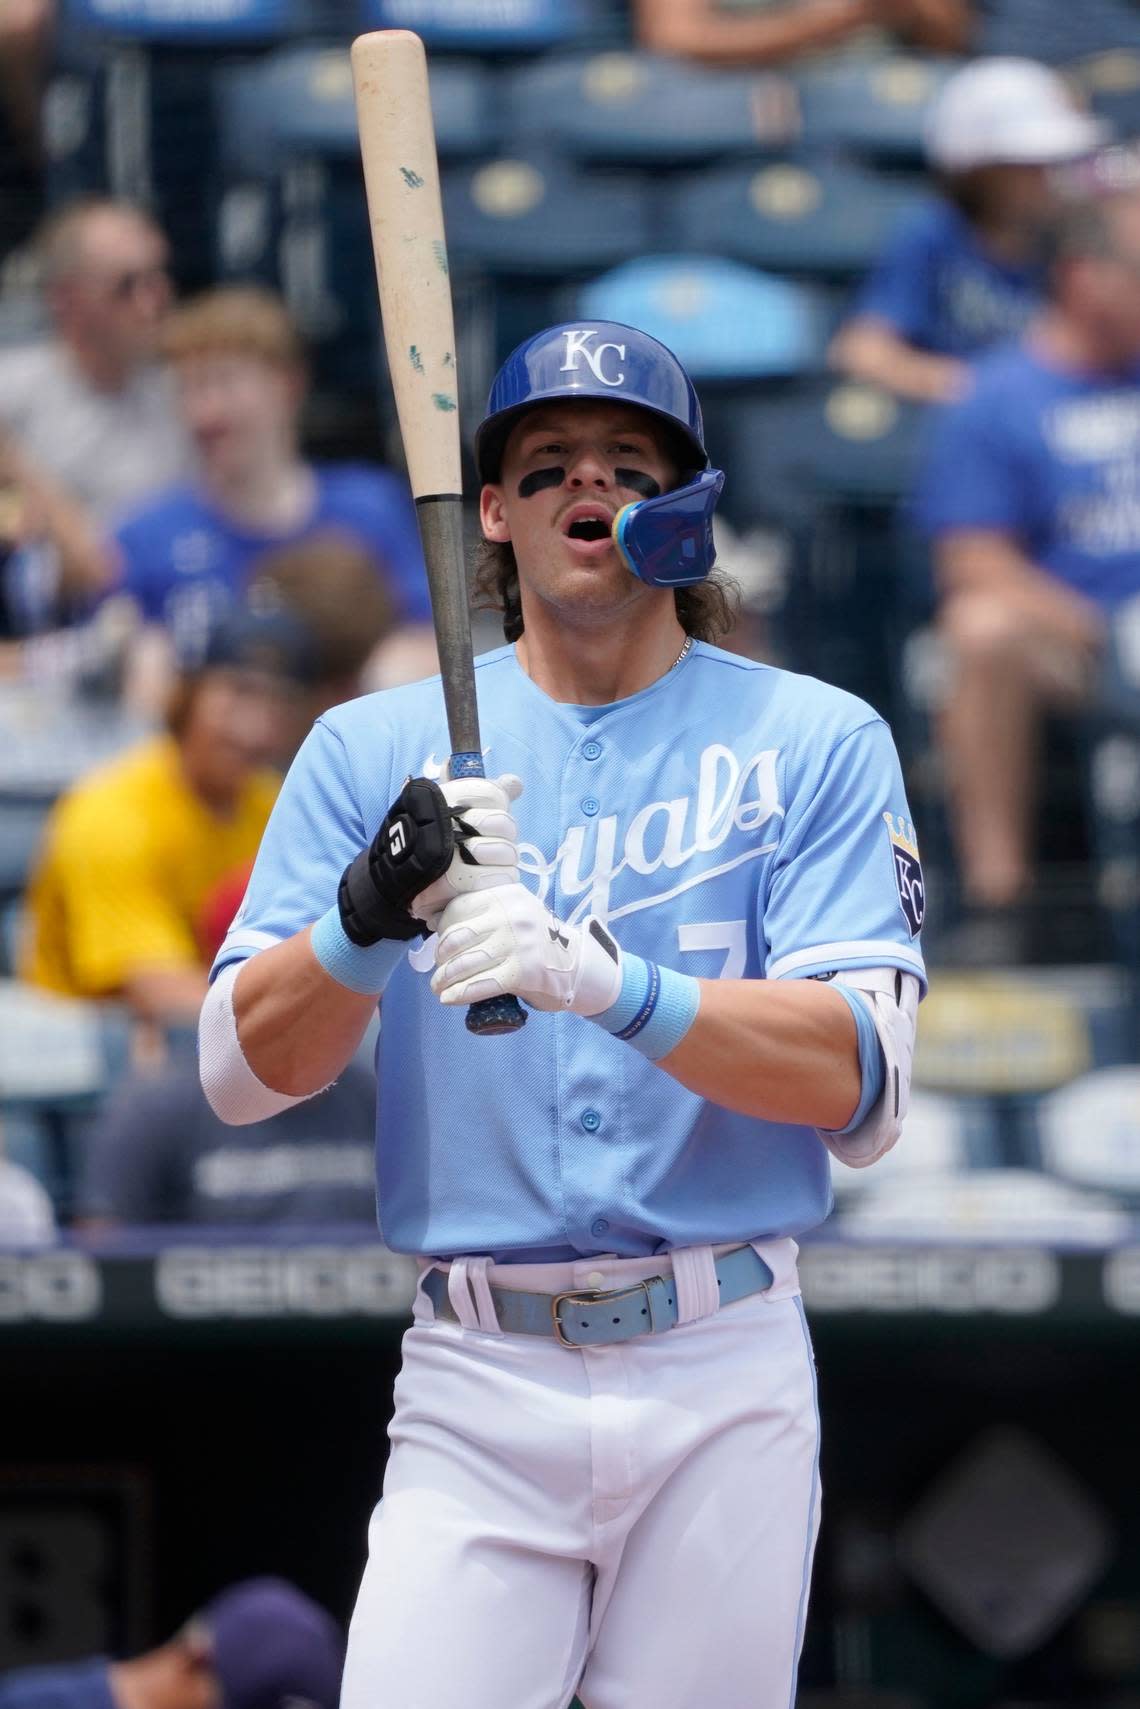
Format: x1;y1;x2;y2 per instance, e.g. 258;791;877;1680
820;966;920;1169
198;960;316;1126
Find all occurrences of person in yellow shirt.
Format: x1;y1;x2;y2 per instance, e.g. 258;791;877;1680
21;608;314;1026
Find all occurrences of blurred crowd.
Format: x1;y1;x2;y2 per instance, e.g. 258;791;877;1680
1;0;1139;1245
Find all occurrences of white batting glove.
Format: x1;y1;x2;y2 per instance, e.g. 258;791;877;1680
431;883;623;1015
412;773;523;931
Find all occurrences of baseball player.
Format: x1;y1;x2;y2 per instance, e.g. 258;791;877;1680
199;321;926;1709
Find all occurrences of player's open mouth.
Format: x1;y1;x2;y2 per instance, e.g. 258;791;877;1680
561;503;615;557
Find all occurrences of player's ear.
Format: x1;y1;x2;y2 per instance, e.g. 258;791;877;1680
479;483;511;545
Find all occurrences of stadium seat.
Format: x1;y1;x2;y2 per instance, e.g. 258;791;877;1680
61;0;321;44
976;0;1140;65
442;157;655;277
722;378;932;526
577;257;831;381
216;48;495;178
1072;50;1140;142
356;0;600;52
503;51;798;166
663;159;924;283
1036;1066;1140;1198
792;55;958;165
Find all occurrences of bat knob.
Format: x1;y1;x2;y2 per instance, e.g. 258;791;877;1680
466;994;528;1036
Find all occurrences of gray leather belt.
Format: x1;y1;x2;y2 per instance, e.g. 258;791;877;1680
422;1244;774;1349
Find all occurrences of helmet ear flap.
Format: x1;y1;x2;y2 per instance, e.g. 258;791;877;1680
612;469;725;589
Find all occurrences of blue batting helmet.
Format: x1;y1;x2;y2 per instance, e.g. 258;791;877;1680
475;321;725;589
474;321;708;484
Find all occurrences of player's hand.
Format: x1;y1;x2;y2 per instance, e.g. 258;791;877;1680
431;883;622;1016
411;773;523;931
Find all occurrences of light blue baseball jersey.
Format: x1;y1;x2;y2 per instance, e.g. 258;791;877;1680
213;642;926;1264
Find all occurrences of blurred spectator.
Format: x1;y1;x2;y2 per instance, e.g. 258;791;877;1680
0;199;189;613
18;609;312;1028
0;1578;343;1709
110;287;434;679
247;531;401;709
77;1054;378;1226
831;59;1106;401
0;1153;55;1245
914;190;1140;939
0;0;52;252
633;0;972;68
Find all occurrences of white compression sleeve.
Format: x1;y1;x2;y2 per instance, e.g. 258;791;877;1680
819;967;920;1168
198;960;316;1126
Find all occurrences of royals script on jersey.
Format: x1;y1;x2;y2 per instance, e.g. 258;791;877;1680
214;644;926;1263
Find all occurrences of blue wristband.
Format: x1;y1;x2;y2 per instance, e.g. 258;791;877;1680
594;952;700;1062
310;905;409;996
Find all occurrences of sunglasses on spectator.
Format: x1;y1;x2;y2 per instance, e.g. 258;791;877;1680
98;263;171;301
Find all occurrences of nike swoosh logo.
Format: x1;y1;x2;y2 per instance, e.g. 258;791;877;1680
422;747;493;782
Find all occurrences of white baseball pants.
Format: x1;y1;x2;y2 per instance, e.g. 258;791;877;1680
340;1239;820;1709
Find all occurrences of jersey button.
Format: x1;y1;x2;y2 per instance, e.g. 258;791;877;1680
590;1217;610;1237
581;796;600;816
582;740;602;761
580;1108;601;1132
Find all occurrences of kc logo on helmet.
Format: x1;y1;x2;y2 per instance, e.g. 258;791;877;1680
560;329;626;387
883;811;924;939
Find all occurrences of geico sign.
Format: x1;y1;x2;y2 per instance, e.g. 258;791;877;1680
0;1253;102;1321
155;1245;418;1318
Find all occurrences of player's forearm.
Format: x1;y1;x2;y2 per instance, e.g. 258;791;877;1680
659;977;861;1129
635;0;876;66
232;932;377;1097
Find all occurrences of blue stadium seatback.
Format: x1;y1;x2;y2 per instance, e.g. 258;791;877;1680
577;257;830;382
664;160;924;283
723;376;932;526
793;54;958;165
357;0;591;52
61;0;312;43
217;48;494;176
977;0;1140;64
441;158;653;276
1074;50;1140;144
504;51;798;166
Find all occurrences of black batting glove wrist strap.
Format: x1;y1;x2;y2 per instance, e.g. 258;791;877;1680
338;776;456;946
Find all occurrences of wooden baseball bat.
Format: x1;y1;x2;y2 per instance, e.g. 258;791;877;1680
350;28;526;1036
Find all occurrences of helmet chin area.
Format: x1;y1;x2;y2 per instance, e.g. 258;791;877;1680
612;468;726;589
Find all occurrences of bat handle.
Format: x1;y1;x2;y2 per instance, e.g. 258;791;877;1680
449;750;528;1037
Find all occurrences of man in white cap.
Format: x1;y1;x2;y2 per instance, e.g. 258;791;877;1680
831;58;1107;401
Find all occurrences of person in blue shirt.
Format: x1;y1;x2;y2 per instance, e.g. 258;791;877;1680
0;1579;342;1709
198;320;925;1709
832;57;1106;401
914;189;1140;930
108;287;435;684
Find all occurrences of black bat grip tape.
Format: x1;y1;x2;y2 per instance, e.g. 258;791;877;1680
449;749;527;1037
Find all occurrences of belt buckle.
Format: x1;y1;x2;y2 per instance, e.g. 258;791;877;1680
550;1278;660;1349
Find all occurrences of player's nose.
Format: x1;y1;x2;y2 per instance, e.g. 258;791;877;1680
566;446;613;488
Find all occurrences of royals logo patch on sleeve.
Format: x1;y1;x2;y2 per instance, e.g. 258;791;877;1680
883;812;924;938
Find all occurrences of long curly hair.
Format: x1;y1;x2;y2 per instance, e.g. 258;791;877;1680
471;539;740;645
